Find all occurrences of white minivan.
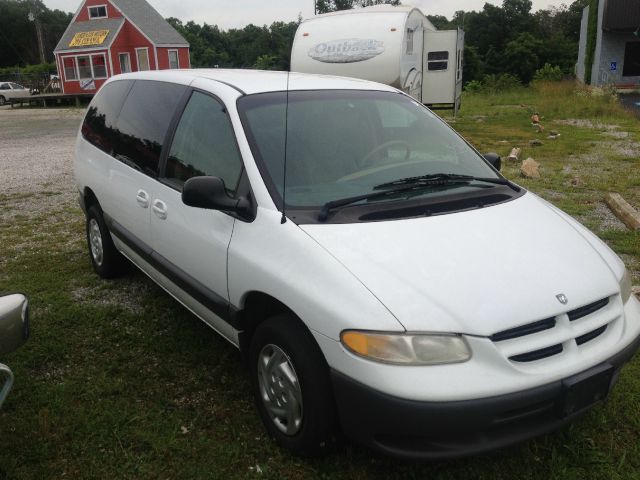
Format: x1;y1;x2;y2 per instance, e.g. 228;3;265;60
74;70;640;459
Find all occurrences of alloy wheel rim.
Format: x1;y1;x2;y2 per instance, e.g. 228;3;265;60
257;344;303;436
88;218;104;266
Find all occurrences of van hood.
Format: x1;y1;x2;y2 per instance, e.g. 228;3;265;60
299;193;620;336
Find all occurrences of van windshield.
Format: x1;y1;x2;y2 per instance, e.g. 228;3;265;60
237;90;501;211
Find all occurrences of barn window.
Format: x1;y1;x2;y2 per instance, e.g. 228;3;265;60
77;56;92;79
88;5;107;19
136;48;150;71
623;42;640;77
63;57;77;80
92;54;107;78
427;51;449;71
168;50;179;69
119;53;131;73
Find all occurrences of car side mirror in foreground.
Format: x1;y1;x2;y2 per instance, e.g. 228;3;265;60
484;153;502;171
0;294;29;357
0;293;29;408
182;176;252;219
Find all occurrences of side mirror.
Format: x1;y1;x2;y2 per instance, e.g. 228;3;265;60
0;294;29;357
182;176;251;218
484;153;501;171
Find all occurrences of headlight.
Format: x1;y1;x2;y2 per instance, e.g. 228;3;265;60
621;268;632;304
340;330;471;365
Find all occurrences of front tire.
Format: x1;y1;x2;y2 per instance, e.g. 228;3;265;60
86;205;127;278
249;314;338;456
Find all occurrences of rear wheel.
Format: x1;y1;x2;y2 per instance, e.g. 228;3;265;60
86;205;127;278
249;314;338;456
0;96;6;106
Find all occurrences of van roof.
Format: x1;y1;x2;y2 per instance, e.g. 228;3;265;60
111;69;400;95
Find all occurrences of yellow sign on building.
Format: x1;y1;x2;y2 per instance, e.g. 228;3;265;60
69;30;110;47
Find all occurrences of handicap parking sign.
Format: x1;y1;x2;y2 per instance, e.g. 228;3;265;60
611;62;617;71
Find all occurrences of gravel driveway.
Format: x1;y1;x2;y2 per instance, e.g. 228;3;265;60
0;106;85;217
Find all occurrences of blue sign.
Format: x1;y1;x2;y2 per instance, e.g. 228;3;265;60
611;62;617;71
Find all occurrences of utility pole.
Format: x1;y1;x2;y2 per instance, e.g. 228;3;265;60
28;4;46;64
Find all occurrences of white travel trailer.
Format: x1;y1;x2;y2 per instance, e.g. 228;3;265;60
291;5;464;112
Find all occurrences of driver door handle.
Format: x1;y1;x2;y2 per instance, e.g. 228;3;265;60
136;190;150;208
152;199;168;220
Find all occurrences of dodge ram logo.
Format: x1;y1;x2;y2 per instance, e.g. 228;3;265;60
308;39;385;63
556;294;568;305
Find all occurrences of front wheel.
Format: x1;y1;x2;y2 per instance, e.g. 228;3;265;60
86;205;127;278
249;314;338;456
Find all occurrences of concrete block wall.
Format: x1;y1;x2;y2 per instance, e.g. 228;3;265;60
576;6;589;82
596;32;640;86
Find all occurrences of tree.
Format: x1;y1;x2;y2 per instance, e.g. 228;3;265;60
316;0;400;14
0;0;71;66
502;32;542;83
426;15;455;30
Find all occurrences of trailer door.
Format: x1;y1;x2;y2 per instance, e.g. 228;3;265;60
422;30;462;111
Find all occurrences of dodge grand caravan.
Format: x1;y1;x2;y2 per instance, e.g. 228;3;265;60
74;70;640;459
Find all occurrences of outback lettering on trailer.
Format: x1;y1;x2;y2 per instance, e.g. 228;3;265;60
308;38;384;63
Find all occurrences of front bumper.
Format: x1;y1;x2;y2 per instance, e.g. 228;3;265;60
331;332;640;460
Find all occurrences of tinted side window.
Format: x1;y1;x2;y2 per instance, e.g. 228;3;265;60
114;80;187;176
165;91;243;193
81;79;133;154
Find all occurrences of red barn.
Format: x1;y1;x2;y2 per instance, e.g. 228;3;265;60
54;0;190;94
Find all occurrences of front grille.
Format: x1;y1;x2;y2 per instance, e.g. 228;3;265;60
510;344;563;363
576;325;608;345
568;297;609;321
491;295;619;365
491;318;556;342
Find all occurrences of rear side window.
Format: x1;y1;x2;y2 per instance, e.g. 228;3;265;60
113;80;187;176
82;79;133;154
164;91;243;193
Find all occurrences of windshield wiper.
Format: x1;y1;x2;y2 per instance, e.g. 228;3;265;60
374;173;521;192
318;180;466;222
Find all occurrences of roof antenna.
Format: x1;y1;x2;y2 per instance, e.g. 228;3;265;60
280;71;291;224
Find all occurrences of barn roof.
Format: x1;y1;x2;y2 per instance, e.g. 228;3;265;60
110;0;188;45
54;0;188;53
54;18;124;52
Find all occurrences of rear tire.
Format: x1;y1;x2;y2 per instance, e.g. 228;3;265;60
0;96;6;106
86;205;127;278
249;314;338;457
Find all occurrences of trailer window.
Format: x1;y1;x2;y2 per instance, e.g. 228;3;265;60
427;51;448;71
406;29;414;55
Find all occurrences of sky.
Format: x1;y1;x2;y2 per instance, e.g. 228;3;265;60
43;0;570;30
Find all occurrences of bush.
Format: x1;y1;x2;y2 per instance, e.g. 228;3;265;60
533;64;564;82
0;63;58;76
463;74;522;94
464;80;485;93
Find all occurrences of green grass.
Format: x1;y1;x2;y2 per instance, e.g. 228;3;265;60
0;81;639;479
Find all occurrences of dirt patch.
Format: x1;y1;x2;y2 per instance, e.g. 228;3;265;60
70;281;151;315
602;131;630;139
554;119;620;130
0;108;83;218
